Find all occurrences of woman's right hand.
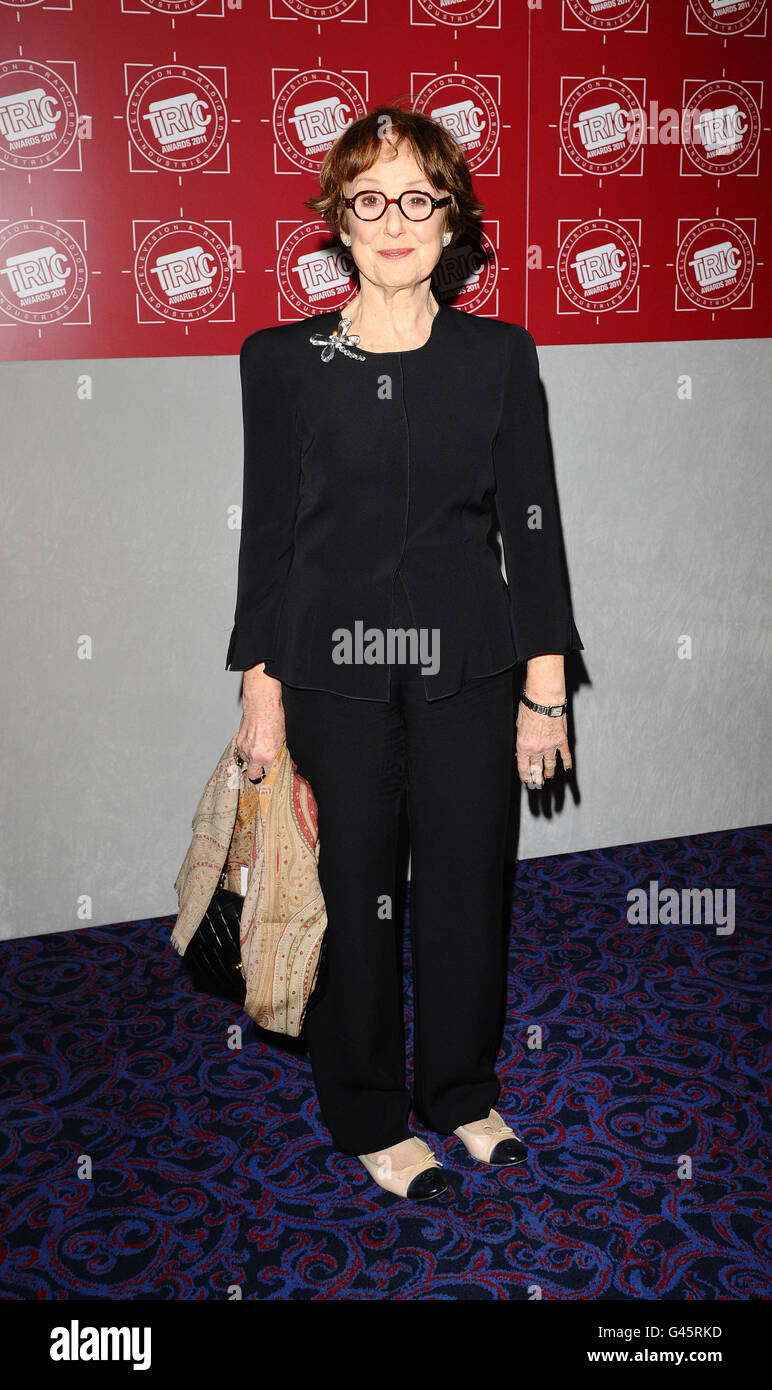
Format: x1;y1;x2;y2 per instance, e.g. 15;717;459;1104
236;665;286;781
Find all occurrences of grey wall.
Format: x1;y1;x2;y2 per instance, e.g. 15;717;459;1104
1;336;770;940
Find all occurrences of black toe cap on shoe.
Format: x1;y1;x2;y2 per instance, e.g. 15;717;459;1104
406;1168;451;1200
488;1137;528;1165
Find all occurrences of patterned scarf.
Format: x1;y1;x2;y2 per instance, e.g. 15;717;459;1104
171;734;327;1036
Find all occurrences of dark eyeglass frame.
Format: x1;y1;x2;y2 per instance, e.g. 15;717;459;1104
341;190;452;222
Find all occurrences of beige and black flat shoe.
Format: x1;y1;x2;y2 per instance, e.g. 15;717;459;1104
358;1136;450;1200
453;1109;528;1165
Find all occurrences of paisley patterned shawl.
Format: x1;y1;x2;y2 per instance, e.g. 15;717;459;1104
170;734;327;1037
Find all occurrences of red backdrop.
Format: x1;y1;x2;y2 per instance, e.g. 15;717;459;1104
0;0;768;358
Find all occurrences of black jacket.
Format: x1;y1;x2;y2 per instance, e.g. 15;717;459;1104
225;302;583;701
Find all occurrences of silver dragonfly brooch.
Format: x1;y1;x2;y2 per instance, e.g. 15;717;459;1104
309;315;367;363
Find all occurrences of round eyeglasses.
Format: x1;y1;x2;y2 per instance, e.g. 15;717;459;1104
342;190;452;222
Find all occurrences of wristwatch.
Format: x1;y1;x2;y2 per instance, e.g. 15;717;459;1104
520;691;567;718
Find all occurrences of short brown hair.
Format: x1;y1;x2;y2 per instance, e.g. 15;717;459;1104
304;101;484;248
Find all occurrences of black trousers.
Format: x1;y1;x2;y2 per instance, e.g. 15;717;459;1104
280;575;516;1155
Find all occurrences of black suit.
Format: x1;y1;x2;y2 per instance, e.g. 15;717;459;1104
225;304;584;1154
226;303;582;698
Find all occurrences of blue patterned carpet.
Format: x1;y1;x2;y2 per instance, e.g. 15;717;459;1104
1;825;770;1300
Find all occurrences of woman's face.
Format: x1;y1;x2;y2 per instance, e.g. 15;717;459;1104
341;140;448;292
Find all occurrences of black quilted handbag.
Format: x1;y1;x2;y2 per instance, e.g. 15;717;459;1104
181;864;247;1005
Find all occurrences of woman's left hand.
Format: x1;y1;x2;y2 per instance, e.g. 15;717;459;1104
515;701;573;788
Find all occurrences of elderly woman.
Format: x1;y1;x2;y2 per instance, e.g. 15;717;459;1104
227;105;583;1202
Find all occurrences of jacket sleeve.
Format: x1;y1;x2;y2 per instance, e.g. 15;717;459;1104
225;330;302;671
491;324;584;664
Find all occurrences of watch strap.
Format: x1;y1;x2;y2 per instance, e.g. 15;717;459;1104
520;691;567;717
